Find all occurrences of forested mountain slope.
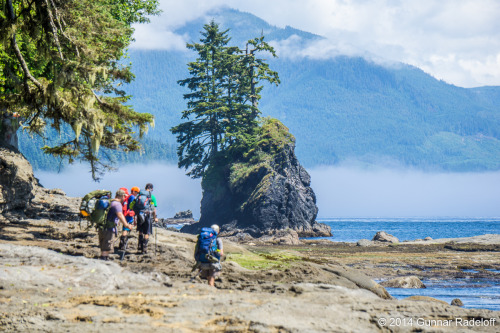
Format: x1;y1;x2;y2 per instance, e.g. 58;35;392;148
20;8;500;172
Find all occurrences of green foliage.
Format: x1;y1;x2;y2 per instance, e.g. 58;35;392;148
0;0;159;179
172;21;279;179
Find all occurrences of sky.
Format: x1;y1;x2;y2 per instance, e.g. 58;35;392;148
132;0;500;88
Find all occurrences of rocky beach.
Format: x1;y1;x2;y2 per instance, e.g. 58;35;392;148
1;187;499;332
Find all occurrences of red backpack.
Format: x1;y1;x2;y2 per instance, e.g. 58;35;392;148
119;188;135;217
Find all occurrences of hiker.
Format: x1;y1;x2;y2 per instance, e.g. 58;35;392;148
99;189;133;260
194;224;224;287
134;183;158;254
118;187;138;251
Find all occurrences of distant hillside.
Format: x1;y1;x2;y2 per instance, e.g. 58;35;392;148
20;7;500;172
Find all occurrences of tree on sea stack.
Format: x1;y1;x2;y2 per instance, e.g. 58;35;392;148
0;0;159;180
172;22;331;238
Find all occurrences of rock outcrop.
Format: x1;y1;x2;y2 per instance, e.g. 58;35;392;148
182;118;331;238
0;145;36;213
373;231;400;243
0;145;79;220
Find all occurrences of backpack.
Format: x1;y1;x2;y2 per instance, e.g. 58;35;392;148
131;190;152;213
122;193;135;218
195;227;219;263
79;190;114;230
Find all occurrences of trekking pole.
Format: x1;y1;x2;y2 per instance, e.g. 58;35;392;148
154;222;157;256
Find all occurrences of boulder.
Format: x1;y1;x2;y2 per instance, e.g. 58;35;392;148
372;231;399;243
451;298;464;307
182;119;331;238
0;146;36;213
1;145;79;219
424;236;433;241
380;276;426;289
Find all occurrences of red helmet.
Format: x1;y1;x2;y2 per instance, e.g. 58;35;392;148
119;187;129;196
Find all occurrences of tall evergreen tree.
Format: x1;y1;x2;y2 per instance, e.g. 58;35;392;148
172;22;280;179
0;0;159;179
172;21;237;178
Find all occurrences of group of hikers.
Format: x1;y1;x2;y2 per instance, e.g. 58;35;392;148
81;183;223;287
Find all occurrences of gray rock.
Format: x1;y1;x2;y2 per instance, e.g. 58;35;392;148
357;239;373;247
451;298;464;307
0;146;36;213
372;231;399;243
424;236;433;241
380;276;426;289
0;145;79;219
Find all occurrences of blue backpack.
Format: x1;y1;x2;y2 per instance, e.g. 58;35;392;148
195;227;219;263
132;190;151;213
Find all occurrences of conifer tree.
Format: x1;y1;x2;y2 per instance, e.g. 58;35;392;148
172;21;239;178
172;22;280;179
0;0;159;179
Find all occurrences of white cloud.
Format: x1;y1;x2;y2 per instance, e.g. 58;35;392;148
132;0;500;87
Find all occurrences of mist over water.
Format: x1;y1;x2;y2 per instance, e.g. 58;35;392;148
36;163;202;219
309;166;500;218
36;163;500;219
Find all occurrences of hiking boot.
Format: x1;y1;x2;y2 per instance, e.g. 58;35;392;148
119;236;127;251
137;234;144;253
142;238;149;254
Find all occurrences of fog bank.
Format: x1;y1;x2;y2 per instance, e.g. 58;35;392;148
36;163;201;219
36;163;500;219
309;166;500;218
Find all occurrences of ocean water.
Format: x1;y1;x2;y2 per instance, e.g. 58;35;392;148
384;278;500;311
316;217;500;243
314;218;500;311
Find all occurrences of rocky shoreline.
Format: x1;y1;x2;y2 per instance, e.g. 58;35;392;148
1;203;499;331
1;149;499;332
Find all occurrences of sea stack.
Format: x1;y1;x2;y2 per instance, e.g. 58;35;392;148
182;118;331;238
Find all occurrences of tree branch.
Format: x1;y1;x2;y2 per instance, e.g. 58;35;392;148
44;0;64;60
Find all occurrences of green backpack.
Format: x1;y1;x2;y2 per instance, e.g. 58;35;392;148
80;190;115;230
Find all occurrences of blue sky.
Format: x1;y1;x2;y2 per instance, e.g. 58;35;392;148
132;0;500;88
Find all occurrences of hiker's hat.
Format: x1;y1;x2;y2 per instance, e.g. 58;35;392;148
211;224;220;234
131;186;140;193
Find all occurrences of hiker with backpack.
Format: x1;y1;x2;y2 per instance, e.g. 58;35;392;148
118;186;139;251
99;189;134;260
194;224;224;287
133;183;158;254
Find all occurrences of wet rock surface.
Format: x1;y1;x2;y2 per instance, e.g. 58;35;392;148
380;276;427;289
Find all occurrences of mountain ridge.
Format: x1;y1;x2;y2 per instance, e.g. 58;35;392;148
19;7;500;172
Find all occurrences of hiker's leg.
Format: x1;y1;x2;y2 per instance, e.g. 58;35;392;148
138;233;144;252
99;229;114;259
142;237;149;254
208;270;215;287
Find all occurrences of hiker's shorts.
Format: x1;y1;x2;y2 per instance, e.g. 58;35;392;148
199;262;222;279
98;228;115;252
137;212;153;235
